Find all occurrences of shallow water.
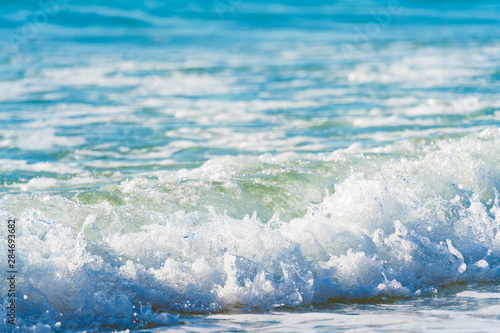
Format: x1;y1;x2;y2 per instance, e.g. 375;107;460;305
1;0;500;331
160;284;500;332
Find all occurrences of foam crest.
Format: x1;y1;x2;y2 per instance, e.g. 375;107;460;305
2;132;500;330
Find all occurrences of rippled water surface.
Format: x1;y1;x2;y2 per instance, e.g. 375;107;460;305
1;0;500;331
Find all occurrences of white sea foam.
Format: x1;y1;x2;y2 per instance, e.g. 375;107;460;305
1;131;500;331
0;159;82;174
0;128;85;150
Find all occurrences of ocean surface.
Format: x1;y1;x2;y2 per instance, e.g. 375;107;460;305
1;0;500;331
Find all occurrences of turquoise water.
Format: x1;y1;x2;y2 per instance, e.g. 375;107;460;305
1;0;500;331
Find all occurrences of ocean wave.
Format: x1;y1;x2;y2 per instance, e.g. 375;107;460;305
1;129;500;330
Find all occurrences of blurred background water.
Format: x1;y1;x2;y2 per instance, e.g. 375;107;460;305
1;0;500;331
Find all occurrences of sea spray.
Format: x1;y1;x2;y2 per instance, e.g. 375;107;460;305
2;130;500;330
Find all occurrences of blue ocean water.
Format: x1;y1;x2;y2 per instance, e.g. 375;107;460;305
1;0;500;331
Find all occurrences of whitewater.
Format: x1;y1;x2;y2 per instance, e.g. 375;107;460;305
1;0;500;331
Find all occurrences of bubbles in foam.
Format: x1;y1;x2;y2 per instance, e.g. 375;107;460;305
2;131;500;330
